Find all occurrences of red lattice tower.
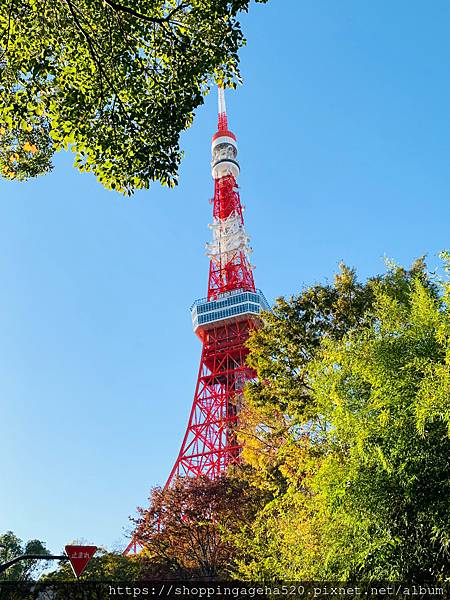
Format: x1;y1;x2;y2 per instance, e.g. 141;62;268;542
124;88;268;555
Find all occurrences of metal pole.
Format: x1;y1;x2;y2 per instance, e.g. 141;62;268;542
0;554;68;574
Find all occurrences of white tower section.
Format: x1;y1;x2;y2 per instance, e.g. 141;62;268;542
211;88;240;181
218;85;227;118
207;87;252;276
206;212;252;266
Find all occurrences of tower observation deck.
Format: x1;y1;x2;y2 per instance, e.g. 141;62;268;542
191;289;269;337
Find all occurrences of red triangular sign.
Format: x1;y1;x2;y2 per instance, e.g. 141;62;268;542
65;545;97;578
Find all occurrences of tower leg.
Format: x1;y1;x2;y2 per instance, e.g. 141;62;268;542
165;319;255;488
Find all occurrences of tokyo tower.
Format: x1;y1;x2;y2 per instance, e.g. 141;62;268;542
124;87;268;554
165;87;268;483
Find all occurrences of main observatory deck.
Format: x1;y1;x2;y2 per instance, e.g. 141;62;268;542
191;289;269;336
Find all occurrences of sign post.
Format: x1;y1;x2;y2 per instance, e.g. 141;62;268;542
64;545;97;578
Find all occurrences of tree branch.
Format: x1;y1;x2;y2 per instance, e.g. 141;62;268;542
102;0;188;25
62;0;106;103
0;0;15;61
62;0;136;131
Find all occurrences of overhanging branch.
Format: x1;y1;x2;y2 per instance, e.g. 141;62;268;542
102;0;188;25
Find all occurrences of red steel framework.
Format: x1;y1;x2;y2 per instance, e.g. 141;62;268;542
124;88;267;555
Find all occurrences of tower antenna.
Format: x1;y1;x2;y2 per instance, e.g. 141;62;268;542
217;85;228;130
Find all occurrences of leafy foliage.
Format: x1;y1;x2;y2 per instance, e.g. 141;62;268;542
0;0;266;193
133;474;265;578
240;260;431;493
234;258;450;582
0;531;50;581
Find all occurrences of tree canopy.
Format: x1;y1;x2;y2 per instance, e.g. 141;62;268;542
233;256;450;582
0;531;50;581
0;0;266;194
133;474;264;578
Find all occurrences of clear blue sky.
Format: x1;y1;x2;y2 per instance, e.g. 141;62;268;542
0;0;448;555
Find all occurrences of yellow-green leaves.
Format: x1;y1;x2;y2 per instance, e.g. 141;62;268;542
0;0;266;194
236;258;450;582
